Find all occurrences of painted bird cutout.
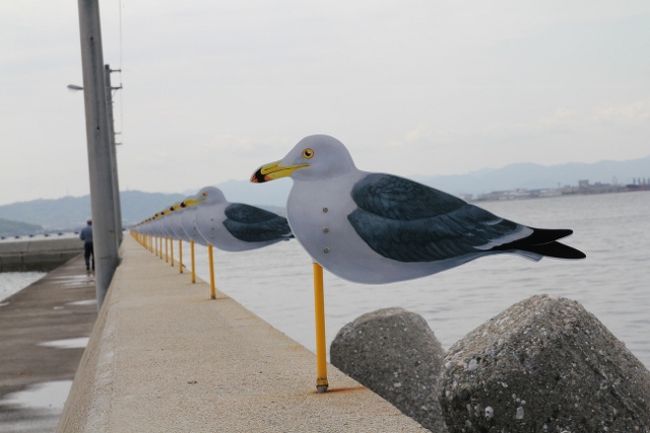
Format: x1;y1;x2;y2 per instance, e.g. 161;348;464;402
180;186;293;251
252;135;585;284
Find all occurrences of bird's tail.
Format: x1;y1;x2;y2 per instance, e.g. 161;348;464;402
494;227;586;259
515;241;586;259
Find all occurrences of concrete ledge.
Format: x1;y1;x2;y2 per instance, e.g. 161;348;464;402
0;238;83;272
58;237;427;432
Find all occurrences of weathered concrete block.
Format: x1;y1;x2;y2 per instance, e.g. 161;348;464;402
331;307;448;432
440;294;650;433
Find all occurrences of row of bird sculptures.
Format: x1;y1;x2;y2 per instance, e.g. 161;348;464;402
134;186;293;252
135;134;584;284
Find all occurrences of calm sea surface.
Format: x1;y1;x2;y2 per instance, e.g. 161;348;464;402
192;191;650;366
0;272;46;302
0;233;76;301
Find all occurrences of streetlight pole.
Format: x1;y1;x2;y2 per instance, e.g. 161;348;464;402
77;0;119;307
104;64;123;245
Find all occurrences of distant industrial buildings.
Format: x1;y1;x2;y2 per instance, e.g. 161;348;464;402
472;178;650;202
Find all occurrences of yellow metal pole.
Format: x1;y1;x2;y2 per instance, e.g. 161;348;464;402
155;237;158;256
190;240;196;283
313;262;329;393
170;237;174;267
159;237;163;258
178;240;183;273
208;244;217;299
164;237;168;263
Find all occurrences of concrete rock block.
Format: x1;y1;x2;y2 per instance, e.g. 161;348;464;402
440;294;650;433
331;307;448;432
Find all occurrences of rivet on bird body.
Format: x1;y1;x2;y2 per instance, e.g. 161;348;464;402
323;247;330;254
322;207;328;213
322;227;329;234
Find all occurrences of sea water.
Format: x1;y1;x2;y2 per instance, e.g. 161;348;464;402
188;191;648;366
0;272;46;302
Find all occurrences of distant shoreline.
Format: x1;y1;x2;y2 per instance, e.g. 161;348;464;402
472;186;650;204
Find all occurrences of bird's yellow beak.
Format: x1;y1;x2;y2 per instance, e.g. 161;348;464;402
180;197;201;208
251;160;309;183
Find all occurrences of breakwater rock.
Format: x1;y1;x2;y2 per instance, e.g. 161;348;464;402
439;294;650;433
331;307;448;432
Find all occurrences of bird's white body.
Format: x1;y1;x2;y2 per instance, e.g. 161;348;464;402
245;134;571;284
287;170;485;284
169;212;188;241
180;207;208;246
189;188;291;252
161;217;175;239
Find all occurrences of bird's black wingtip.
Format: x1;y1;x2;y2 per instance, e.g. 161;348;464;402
520;241;586;259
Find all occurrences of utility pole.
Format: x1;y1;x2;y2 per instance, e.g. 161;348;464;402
77;0;119;307
105;64;123;245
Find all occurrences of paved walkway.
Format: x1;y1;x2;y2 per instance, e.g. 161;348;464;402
0;255;97;433
58;236;427;432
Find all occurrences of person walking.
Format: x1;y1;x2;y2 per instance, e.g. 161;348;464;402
80;219;94;272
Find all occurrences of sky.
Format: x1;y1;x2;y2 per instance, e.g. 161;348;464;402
1;0;649;205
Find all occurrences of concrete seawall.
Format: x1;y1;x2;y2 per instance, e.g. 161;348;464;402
0;238;82;272
58;236;427;432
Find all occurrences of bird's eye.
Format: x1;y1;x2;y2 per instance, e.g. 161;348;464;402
202;192;208;197
303;148;315;159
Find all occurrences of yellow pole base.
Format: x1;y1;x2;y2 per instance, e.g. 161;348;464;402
316;377;329;394
313;262;329;393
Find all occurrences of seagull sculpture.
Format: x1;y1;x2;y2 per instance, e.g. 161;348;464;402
181;186;293;251
251;134;585;284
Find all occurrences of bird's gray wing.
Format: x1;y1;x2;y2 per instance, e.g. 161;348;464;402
223;203;292;243
347;173;523;262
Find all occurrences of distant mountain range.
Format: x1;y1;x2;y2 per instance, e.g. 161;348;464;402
0;218;43;237
0;155;648;231
0;191;184;231
413;155;650;196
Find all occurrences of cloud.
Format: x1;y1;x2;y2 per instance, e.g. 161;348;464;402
594;100;650;123
1;1;649;203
